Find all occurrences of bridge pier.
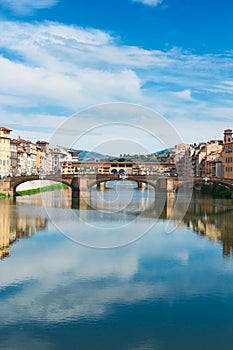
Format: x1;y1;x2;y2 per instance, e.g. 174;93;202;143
71;175;98;199
72;186;91;198
166;191;176;199
165;178;177;198
71;198;91;210
97;182;106;191
138;182;147;190
71;188;80;198
0;178;14;197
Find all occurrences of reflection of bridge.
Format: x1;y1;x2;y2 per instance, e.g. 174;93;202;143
0;175;233;198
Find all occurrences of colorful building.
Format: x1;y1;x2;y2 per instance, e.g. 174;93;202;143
0;127;12;178
191;140;223;177
13;137;37;176
61;161;175;176
205;149;223;178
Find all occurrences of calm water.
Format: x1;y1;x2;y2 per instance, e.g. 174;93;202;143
1;183;233;350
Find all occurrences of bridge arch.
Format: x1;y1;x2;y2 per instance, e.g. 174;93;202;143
89;175;159;192
10;176;73;196
211;179;233;192
180;177;233;197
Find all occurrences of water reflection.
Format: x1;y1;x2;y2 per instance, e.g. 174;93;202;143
0;198;48;259
1;189;233;349
182;194;233;257
133;192;233;258
1;187;233;258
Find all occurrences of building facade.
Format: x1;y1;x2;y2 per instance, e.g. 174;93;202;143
10;139;18;176
172;143;192;177
36;141;53;175
13;137;37;176
0;127;12;178
222;129;233;179
191;140;223;177
61;161;175;176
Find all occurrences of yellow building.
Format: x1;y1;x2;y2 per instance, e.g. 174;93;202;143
97;161;175;175
61;161;175;176
0;127;11;178
36;145;44;174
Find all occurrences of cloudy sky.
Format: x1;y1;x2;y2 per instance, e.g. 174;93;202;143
0;0;232;152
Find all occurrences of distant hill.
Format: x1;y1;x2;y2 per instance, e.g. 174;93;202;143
152;148;173;156
76;148;172;162
77;150;108;161
151;148;172;162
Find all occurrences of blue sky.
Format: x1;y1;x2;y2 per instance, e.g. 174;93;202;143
0;0;232;152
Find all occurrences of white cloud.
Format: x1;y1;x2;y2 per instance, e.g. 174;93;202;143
0;20;232;145
0;0;58;15
131;0;164;7
0;21;172;70
173;89;193;101
0;56;142;110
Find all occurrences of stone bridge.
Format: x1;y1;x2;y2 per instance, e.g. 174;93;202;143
0;174;233;198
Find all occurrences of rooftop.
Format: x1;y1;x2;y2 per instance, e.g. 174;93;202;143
0;127;12;132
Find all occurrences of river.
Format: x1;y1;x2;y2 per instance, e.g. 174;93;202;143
0;182;233;350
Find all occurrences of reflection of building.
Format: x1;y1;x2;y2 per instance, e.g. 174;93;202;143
181;194;233;258
0;199;48;260
222;129;233;179
0;201;16;259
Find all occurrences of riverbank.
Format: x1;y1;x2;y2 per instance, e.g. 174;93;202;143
16;183;68;196
201;183;232;198
0;180;69;197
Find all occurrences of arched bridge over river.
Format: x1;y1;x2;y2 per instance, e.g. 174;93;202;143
0;175;233;198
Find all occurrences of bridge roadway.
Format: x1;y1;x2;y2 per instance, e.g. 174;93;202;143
0;174;233;197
